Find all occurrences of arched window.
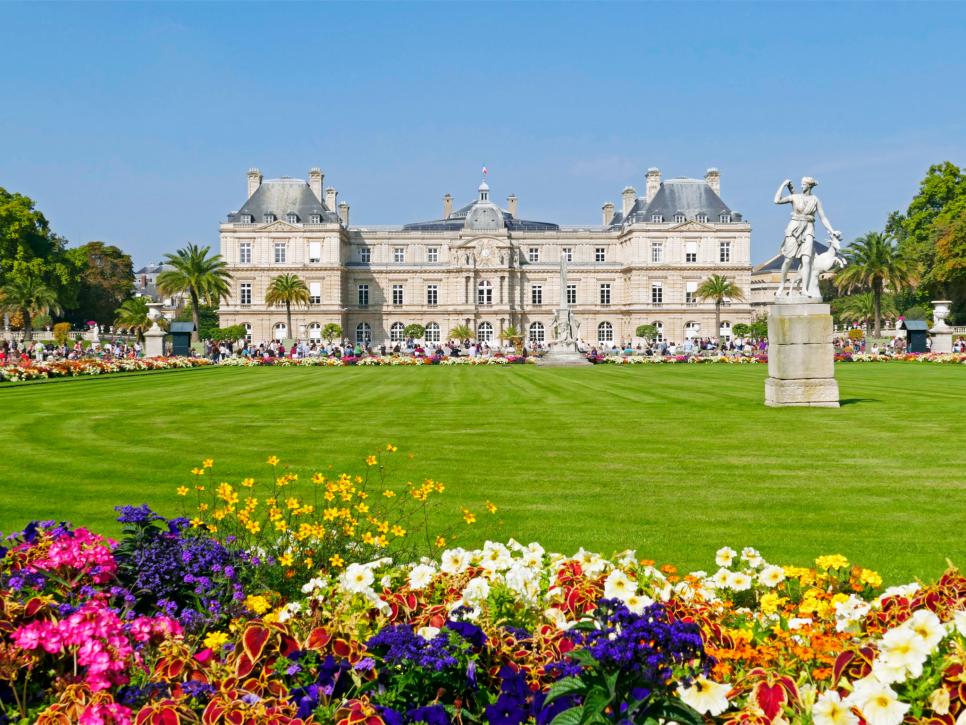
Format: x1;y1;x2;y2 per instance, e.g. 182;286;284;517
355;322;371;345
653;321;665;341
425;322;440;343
720;321;732;339
243;323;252;343
477;280;493;305
597;321;613;343
308;323;322;341
529;321;545;343
273;322;288;340
685;321;701;339
390;322;405;342
477;321;493;341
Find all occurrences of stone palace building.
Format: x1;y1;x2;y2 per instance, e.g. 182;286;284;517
217;167;753;346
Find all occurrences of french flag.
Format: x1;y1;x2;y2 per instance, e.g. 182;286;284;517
481;164;487;177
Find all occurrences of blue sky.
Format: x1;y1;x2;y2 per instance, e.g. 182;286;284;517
2;1;965;265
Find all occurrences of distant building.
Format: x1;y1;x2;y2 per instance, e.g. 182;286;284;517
134;262;186;312
217;166;754;345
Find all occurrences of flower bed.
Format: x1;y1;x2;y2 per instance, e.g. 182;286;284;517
219;354;534;367
0;356;213;382
589;352;966;365
2;463;964;724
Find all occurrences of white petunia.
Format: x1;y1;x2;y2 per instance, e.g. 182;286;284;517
953;609;966;637
408;564;436;590
904;609;945;649
741;546;763;568
847;679;910;725
715;547;737;568
624;593;654;615
462;576;490;605
875;625;931;682
813;690;859;725
301;577;327;594
758;564;786;588
677;676;731;716
711;568;732;588
440;548;470;575
417;626;440;640
727;571;753;591
834;595;872;634
604;569;636;602
340;563;374;594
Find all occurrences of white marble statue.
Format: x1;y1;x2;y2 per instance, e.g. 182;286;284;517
774;177;841;299
550;250;579;344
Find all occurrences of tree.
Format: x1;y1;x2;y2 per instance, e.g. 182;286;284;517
635;324;658;340
834;292;899;328
694;275;745;349
0;275;62;341
264;273;309;340
322;323;342;342
449;324;473;342
156;243;232;343
835;232;917;339
731;323;752;338
114;296;152;342
930;199;966;321
66;241;134;326
403;323;425;340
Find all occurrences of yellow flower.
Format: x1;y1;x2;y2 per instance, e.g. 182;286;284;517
759;592;787;615
244;595;271;614
195;485;205;492
355;502;369;514
386;443;398;452
485;501;498;514
366;455;378;466
434;536;446;548
859;569;883;588
267;455;279;466
241;478;255;488
203;458;214;468
462;508;476;525
190;517;204;528
198;503;209;511
191;468;205;476
329;554;345;568
816;554;850;571
176;486;189;496
390;525;406;537
312;473;326;485
279;553;293;567
383;490;396;498
203;631;229;650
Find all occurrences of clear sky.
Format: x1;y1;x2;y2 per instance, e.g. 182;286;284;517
2;1;965;266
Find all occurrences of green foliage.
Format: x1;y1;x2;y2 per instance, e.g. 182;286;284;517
175;304;218;340
52;322;71;345
695;275;745;347
31;313;52;330
322;322;342;342
635;324;658;340
833;292;898;327
449;324;473;341
750;318;768;339
847;328;865;341
115;296;152;342
403;323;425;339
0;274;62;341
157;243;232;342
835;232;916;338
731;323;752;337
208;325;247;342
65;241;135;326
265;273;309;339
901;305;930;321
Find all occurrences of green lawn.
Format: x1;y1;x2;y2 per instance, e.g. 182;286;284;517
1;364;963;582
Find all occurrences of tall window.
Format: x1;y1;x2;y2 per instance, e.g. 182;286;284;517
360;247;371;263
685;281;698;305
274;242;287;264
426;284;438;306
240;283;252;305
393;247;405;263
273;322;287;339
309;281;321;304
477;280;492;305
392;284;404;305
685;321;700;339
356;322;371;345
651;214;663;223
477;321;493;342
390;322;405;342
239;242;252;264
599;283;611;305
562;247;573;262
264;213;275;224
427;247;439;263
425;322;440;343
595;247;606;262
531;285;543;305
651;282;663;305
720;321;732;339
529;321;545;343
719;214;731;223
719;241;732;263
566;284;577;305
357;284;369;306
597;321;614;343
650;241;664;263
528;247;540;263
310;214;321;224
685;241;698;263
308;242;321;263
653;322;665;341
308;323;322;341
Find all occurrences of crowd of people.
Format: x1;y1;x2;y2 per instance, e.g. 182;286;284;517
0;338;143;365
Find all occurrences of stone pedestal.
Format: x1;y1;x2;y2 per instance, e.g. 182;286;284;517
538;341;592;367
144;327;165;358
930;328;953;354
765;300;839;407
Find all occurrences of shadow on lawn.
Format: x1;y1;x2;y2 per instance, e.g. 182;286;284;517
840;398;879;406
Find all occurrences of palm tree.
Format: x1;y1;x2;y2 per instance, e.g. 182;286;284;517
836;292;899;328
156;243;232;343
264;274;309;340
0;276;62;342
695;274;745;349
449;324;473;342
114;296;151;343
835;232;917;339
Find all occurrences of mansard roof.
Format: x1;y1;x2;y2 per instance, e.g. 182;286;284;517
227;178;340;223
611;178;741;227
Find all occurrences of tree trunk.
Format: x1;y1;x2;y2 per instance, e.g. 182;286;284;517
190;290;201;345
715;301;721;350
873;279;882;341
285;302;292;341
23;309;32;342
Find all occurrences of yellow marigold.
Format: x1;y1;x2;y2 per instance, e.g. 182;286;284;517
176;486;188;496
312;473;325;485
286;497;300;510
266;497;277;507
366;455;378;466
383;490;396;498
206;524;218;533
816;554;850;570
356;503;370;514
760;592;785;616
390;525;406;537
362;532;375;545
191;468;205;476
198;503;209;511
267;456;280;466
375;535;388;548
860;569;883;588
203;458;214;468
329;554;344;568
386;443;398;452
274;521;287;533
241;478;255;488
434;482;445;493
244;595;271;615
485;501;498;514
246;521;261;534
462;508;477;525
203;631;229;650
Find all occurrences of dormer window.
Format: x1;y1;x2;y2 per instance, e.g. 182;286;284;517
673;214;686;223
287;213;298;224
263;213;275;223
696;214;709;223
719;214;731;223
651;214;664;223
241;214;254;224
310;214;321;224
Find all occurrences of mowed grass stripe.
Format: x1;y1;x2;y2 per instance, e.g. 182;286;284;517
0;363;963;582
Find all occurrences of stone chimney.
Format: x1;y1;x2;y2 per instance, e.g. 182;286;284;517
325;187;337;211
622;186;637;217
308;168;324;201
338;201;349;227
705;168;721;195
247;168;262;198
602;202;615;226
646;168;661;203
443;193;453;218
507;194;518;218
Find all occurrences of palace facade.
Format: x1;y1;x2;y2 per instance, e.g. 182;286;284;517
217;167;753;346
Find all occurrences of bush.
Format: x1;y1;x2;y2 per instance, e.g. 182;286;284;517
847;328;864;341
52;322;72;345
635;324;658;340
902;305;930;322
403;323;425;340
731;323;752;337
322;322;342;341
208;325;247;342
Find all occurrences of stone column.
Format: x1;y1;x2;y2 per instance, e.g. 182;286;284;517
764;301;839;407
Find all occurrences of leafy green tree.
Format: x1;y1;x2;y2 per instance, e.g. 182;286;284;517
0;275;62;341
114;296;152;342
449;324;472;342
750;317;768;339
930;200;966;321
0;188;52;284
635;324;658;340
66;241;134;326
322;322;342;342
403;323;425;339
835;232;916;339
695;275;745;348
731;323;752;338
208;325;248;342
156;243;232;343
264;274;309;340
834;292;899;328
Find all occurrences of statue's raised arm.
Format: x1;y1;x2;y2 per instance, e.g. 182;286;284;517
774;179;793;204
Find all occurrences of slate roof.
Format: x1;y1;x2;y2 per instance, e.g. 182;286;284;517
899;319;929;331
227;179;340;224
403;201;559;232
170;321;196;333
611;178;739;227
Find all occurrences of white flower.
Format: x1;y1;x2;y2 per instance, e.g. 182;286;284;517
715;547;737;568
417;626;440;640
813;690;859;725
834;595;871;634
408;564;436;590
875;583;920;605
875;625;930;682
904;609;945;649
480;542;513;572
758;564;786;588
788;617;813;630
727;571;753;591
847;679;910;725
300;577;327;594
462;576;490;605
440;548;470;575
624;593;654;615
711;568;732;588
616;550;638;568
678;676;731;716
953;609;966;637
340;563;374;594
741;547;763;569
603;569;636;602
277;601;302;623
